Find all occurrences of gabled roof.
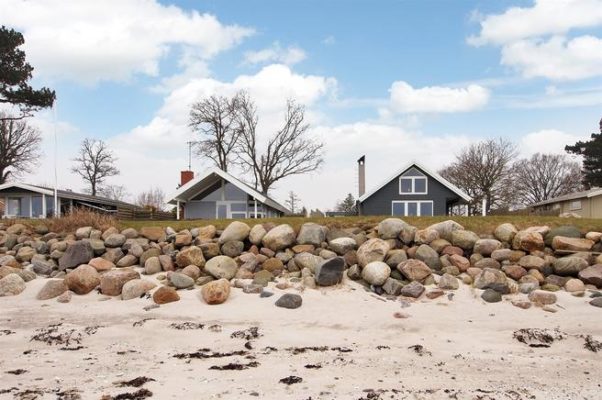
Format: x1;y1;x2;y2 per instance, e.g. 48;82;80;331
167;167;290;214
358;161;472;203
0;182;138;209
530;187;602;207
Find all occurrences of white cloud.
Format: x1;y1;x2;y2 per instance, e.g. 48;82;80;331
518;129;588;158
468;0;602;46
388;81;490;113
500;35;602;80
2;0;253;84
243;42;306;66
322;36;336;46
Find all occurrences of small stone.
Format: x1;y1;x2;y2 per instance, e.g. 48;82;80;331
260;290;274;298
578;265;602;288
275;293;302;309
512;300;532;309
56;290;72;303
253;270;274;287
262;258;285;273
243;284;264;294
425;289;444;299
169;272;195;289
0;273;26;296
201;278;231;304
528;290;557;305
144;257;162;275
205;255;238;280
438;273;459;290
105;233;126;248
382;278;403;295
121;279;157;300
481;289;502;303
153;286;180;304
221;241;244;257
565;278;585;293
589;297;602;307
362;261;391;286
181;264;201;280
400;281;424;298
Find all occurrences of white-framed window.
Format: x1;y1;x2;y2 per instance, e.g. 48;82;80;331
569;200;582;210
230;212;247;219
399;176;427;194
392;201;433;216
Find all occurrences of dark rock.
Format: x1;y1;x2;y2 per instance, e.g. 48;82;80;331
481;289;502;303
275;293;302;309
545;225;581;246
400;281;424;298
58;241;94;270
590;297;602;308
314;257;345;286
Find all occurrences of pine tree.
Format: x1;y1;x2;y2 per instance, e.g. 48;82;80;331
565;118;602;188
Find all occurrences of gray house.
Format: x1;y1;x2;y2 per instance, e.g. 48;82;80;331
167;168;289;220
357;159;471;216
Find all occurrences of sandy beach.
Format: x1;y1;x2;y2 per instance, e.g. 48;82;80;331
1;275;600;400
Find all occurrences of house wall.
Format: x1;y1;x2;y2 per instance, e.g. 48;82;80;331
359;166;461;216
0;190;55;218
532;197;602;218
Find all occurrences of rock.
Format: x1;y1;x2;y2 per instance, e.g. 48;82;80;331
590;297;602;307
414;228;440;245
75;226;93;239
221;241;244;257
204;255;238;280
121;279;157;300
378;218;407;239
201;278;231;305
219;221;251;244
400;281;424;298
425;288;444;299
249;224;267;245
0;274;26;296
451;230;480;250
116;254;137;268
384;250;407;269
121;228;139;239
100;269;140;296
140;227;165;242
438;273;459;290
314;257;345;286
36;279;68;300
243;283;264;294
153;286;180;304
552;236;594;252
293;253;323;274
158;255;174;271
512;300;532;309
169;272;195;289
329;237;357;255
502;265;527;280
357;238;390;267
88;257;115;272
262;258;284;273
545;225;581;246
518;255;545;271
139;248;161;266
398;259;431;282
528;290;557;305
585;231;602;242
297;223;326;246
253;270;273;287
105;233;126;248
174;231;192;247
481;289;502;303
382;278;403;295
275;293;302;309
578;265;602;287
553;257;588;276
32;258;55;275
262;224;296;251
565;278;585;293
494;223;518;243
361;261;391;286
473;239;502;256
56;291;72;303
474;268;509;294
181;264;201;280
16;246;35;262
427;220;464;242
175;246;205;268
144;257;162;275
448;254;470;272
415;244;441;269
64;265;100;295
58;241;94;270
347;264;361;280
512;231;544;252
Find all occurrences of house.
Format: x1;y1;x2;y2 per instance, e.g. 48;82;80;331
530;188;602;218
0;182;138;218
357;157;471;216
167;168;290;220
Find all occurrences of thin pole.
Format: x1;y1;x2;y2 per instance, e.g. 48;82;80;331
186;141;193;170
53;102;59;217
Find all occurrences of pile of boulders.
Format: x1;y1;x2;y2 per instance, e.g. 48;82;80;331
1;218;601;310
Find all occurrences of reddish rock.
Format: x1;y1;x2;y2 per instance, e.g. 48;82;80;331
552;236;594;252
140;227;165;242
37;279;68;300
502;265;527;280
448;254;470;272
441;246;464;257
512;231;544;252
100;269;140;296
153;286;180;304
64;265;100;295
88;257;115;272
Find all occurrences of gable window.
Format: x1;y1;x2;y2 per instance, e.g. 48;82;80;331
569;200;582;210
392;201;433;216
399;177;427;194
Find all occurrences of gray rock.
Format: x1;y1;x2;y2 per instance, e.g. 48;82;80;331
361;261;391;286
86;239;106;256
329;237;357;255
438;273;459;290
545;225;581;246
347;264;361;280
382;278;403;295
494;223;518;243
481;289;502;303
590;297;602;308
36;279;68;300
384;249;407;269
451;230;480;250
357;238;390;267
473;239;502;256
116;254;138;268
75;226;93;239
314;257;345;286
262;224;296;251
204;255;238;280
169;272;195;289
32;258;55;275
221;241;244;257
0;273;26;296
297;223;326;246
427;220;464;242
249;224;267;245
144;257;162;275
121;279;157;300
105;233;126;248
293;252;324;274
275;293;302;309
378;218;408;239
415;244;441;269
553;257;588;276
58;241;94;270
474;268;509;293
219;221;251;244
578;265;602;288
400;281;424;298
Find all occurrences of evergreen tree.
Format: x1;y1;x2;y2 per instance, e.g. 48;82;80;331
565;118;602;189
336;193;357;215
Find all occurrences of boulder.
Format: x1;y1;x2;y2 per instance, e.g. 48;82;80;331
448;254;470;272
382;278;403;295
37;279;68;300
357;238;390;267
181;265;201;280
58;241;94;270
427;220;464;242
565;278;585;293
221;241;244;257
175;246;205;268
414;228;440;245
105;233;126;248
297;223;326;246
197;225;217;241
518;255;545;271
329;237;357;255
400;281;425;298
158;254;174;271
262;224;296;251
32;258;55;275
88;257;115;272
528;290;557;305
144;257;162;275
398;259;431;282
553;257;588;276
174;231;193;247
512;231;544;252
121;228;139;239
378;218;407;239
121;279;157;300
75;226;93;239
16;246;35;262
438;273;459;290
494;223;518;243
140;248;161;266
415;244;441;269
578;265;602;287
201;278;231;305
140;227;165;242
153;286;180;304
275;293;302;309
545;225;581;246
169;272;195;289
262;258;284;273
551;236;594;252
0;274;26;296
253;270;273;287
116;254;137;268
361;261;390;286
64;265;100;295
100;269;140;296
451;230;480;250
249;224;267;245
473;239;502;256
314;257;345;286
205;255;238;280
219;221;251;244
502;265;527;280
474;268;509;294
481;289;502;303
384;249;408;269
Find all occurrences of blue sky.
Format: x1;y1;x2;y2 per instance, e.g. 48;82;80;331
3;0;602;209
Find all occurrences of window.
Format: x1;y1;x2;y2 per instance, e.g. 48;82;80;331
569;200;582;210
32;196;43;218
399;177;427;194
391;201;434;216
230;212;247;219
7;198;21;216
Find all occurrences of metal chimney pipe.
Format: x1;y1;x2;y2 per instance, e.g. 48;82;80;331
358;155;365;197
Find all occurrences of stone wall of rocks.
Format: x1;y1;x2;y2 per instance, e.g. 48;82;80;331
1;219;601;309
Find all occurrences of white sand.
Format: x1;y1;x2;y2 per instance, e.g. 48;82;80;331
0;276;601;399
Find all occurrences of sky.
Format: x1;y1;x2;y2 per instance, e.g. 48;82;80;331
2;0;602;211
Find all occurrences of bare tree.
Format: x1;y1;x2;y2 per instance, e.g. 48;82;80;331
511;153;582;205
0;113;42;183
237;95;324;194
98;184;130;202
136;187;165;211
284;191;302;214
440;138;517;214
71;138;119;196
189;91;244;172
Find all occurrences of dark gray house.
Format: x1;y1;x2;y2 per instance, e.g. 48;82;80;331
167;168;289;220
357;159;471;216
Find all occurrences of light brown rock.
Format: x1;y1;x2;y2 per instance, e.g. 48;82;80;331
100;269;140;296
201;278;231;305
64;265;100;295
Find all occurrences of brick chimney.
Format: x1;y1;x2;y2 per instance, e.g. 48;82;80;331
358;155;365;197
180;170;194;187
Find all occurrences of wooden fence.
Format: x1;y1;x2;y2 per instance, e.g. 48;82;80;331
116;208;175;221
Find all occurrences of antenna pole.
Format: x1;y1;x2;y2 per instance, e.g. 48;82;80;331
186;141;193;170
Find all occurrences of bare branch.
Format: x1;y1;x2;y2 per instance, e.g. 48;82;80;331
0;112;42;184
71;138;119;196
